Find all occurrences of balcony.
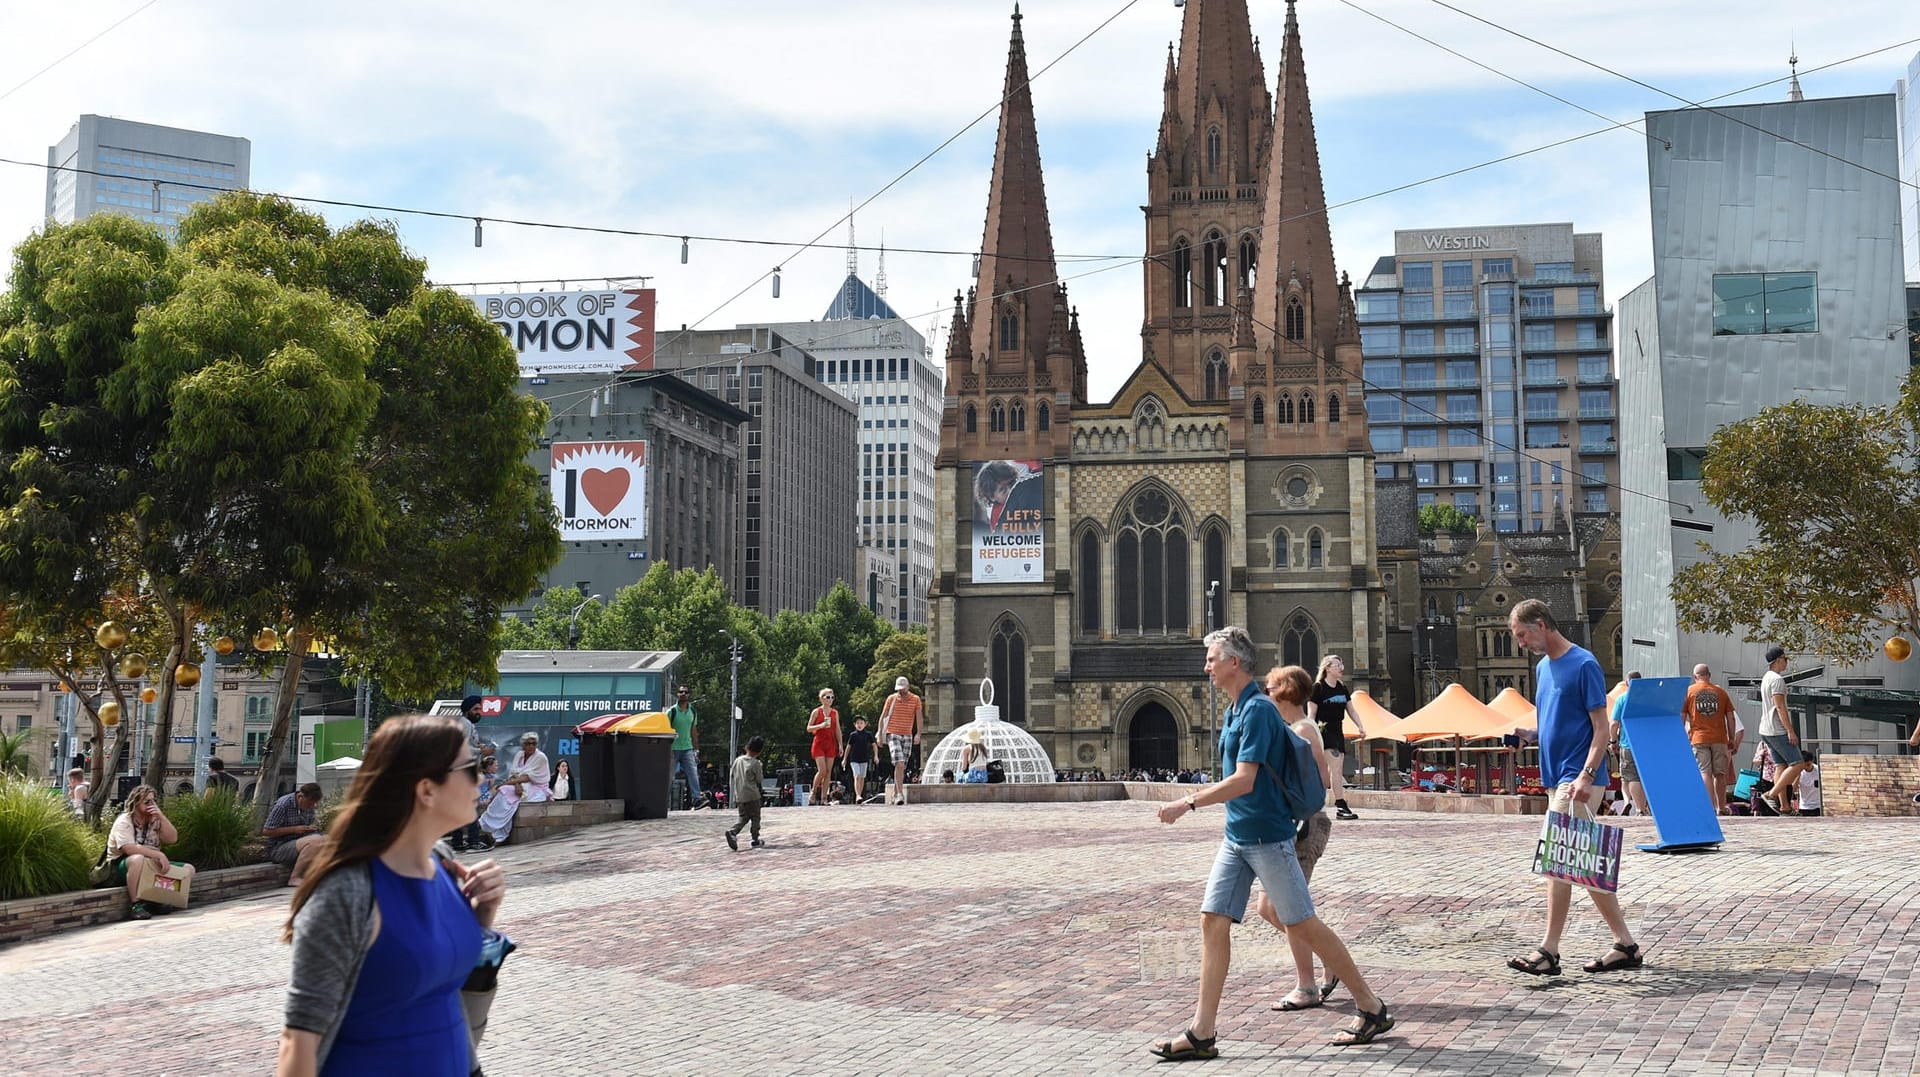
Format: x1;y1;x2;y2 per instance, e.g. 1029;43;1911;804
1440;411;1483;425
1522;339;1611;354
1401;307;1478;323
1576;370;1615;385
1519;272;1597;286
1580;442;1618;455
1358;310;1398;324
1398;342;1480;357
1579;473;1609;486
1525;409;1571;421
1522;374;1569;388
1578;406;1617;420
1521;304;1613;320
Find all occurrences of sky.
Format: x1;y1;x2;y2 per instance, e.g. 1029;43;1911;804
1;0;1914;402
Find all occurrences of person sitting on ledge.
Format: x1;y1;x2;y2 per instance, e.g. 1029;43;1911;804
107;784;187;921
265;783;326;886
960;729;991;783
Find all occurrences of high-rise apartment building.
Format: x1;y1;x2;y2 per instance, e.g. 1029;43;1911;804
750;265;939;627
654;328;859;618
46;115;250;234
1356;224;1617;534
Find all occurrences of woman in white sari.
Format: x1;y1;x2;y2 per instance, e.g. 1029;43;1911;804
480;731;552;843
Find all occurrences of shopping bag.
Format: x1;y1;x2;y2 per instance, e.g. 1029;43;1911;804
1530;810;1622;892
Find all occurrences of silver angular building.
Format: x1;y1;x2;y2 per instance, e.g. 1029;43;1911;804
46;115;249;234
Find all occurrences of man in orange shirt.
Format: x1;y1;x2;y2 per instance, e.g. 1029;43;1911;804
880;676;923;805
1681;664;1737;814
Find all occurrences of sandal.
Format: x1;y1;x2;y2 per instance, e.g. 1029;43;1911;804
1148;1027;1219;1062
1582;941;1643;973
1506;947;1560;976
1272;989;1322;1012
1319;974;1341;1002
1332;1002;1394;1046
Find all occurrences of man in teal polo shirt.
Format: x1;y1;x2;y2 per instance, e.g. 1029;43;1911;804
667;685;703;809
1148;626;1393;1060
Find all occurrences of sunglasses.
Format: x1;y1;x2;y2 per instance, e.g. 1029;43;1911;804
448;758;481;780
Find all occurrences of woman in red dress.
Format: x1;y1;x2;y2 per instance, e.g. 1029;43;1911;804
807;689;841;806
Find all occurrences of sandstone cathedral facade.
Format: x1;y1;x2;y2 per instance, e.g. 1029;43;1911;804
928;0;1390;773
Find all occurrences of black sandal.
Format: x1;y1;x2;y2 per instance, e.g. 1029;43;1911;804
1272;989;1322;1012
1583;942;1643;973
1332;1002;1394;1046
1506;947;1561;976
1319;974;1341;1002
1148;1027;1219;1061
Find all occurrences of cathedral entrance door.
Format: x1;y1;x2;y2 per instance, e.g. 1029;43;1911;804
1128;702;1180;774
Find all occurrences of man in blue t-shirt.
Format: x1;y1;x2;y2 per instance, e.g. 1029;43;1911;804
1147;627;1393;1060
1506;599;1644;978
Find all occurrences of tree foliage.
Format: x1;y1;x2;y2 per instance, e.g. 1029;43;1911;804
1671;379;1920;662
0;196;561;815
851;629;928;721
1417;502;1478;536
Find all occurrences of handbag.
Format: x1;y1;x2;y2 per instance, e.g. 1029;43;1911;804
1531;809;1623;892
87;846;115;888
461;927;516;1076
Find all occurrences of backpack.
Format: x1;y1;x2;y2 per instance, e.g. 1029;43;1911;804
1261;718;1327;822
985;760;1006;784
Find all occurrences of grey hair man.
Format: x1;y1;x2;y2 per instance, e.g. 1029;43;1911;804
1147;626;1392;1060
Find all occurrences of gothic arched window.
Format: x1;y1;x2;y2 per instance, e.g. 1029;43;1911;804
1300;391;1316;425
991;617;1028;724
1285;296;1305;341
1238;234;1256;293
1252;395;1265;425
1426;595;1440;620
989;399;1007;433
1278;392;1294;425
1272;528;1292;569
1204;524;1227;630
1010;399;1027;432
1308;527;1325;568
999;310;1019;351
1038;401;1050;431
1078;528;1101;633
1204;349;1227;401
1328;393;1341;424
1172;237;1192;310
1207;126;1221;175
965;404;977;433
1115;486;1189;636
1203;230;1226;307
1282;613;1320;669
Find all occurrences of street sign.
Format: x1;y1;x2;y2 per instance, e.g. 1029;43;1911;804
172;736;197;744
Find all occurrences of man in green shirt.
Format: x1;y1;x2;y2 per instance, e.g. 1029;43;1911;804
667;685;703;809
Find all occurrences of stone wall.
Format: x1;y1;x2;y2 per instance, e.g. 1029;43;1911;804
507;799;626;845
0;862;288;948
1820;755;1920;817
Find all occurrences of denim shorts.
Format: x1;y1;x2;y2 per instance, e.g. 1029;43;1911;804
1201;836;1315;926
1761;732;1803;766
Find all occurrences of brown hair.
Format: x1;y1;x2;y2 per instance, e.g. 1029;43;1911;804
1264;665;1314;706
283;714;467;941
1509;597;1558;633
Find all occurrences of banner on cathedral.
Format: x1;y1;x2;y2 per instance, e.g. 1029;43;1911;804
970;459;1044;582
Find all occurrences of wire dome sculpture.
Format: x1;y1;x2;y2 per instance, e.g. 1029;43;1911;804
920;678;1056;784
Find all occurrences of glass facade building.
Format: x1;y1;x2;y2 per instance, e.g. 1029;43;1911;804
45;115;250;235
1356;224;1617;534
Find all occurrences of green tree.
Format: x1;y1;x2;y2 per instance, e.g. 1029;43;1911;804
808;581;893;708
498;586;604;651
0;728;31;777
851;629;927;721
1418;502;1478;536
1671;380;1920;661
0;197;561;817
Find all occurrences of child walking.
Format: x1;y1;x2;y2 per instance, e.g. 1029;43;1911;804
726;736;766;851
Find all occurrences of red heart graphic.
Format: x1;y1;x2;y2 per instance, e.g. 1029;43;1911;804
580;468;631;516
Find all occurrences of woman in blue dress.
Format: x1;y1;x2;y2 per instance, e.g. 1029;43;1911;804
277;714;507;1076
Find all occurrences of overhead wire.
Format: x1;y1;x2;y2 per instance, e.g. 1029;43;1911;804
0;0;165;106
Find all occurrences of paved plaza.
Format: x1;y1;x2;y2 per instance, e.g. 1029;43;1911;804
3;800;1915;1075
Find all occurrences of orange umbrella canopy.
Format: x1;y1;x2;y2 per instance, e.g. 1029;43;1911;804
1343;689;1402;739
1373;683;1506;742
1474;687;1539;738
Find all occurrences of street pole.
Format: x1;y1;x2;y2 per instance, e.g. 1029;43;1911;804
725;633;741;765
193;643;216;792
1206;580;1220;776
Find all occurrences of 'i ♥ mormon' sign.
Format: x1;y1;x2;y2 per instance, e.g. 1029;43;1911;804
551;441;647;542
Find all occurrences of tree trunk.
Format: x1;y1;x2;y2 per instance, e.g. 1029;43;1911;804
249;623;311;820
140;617;188;791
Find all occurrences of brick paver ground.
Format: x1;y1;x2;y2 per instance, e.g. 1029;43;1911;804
3;802;1914;1075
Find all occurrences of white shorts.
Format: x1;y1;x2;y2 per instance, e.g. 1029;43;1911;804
850;762;869;777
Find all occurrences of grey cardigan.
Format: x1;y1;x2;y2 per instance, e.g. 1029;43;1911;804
285;852;484;1073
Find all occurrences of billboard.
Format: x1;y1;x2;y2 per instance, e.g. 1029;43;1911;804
473;288;656;375
970;459;1044;582
551;441;647;542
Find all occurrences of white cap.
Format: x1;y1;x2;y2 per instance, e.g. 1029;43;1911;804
895;676;910;690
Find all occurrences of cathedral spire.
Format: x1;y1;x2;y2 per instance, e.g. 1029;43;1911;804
1161;0;1270;187
1255;0;1339;356
969;4;1060;372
